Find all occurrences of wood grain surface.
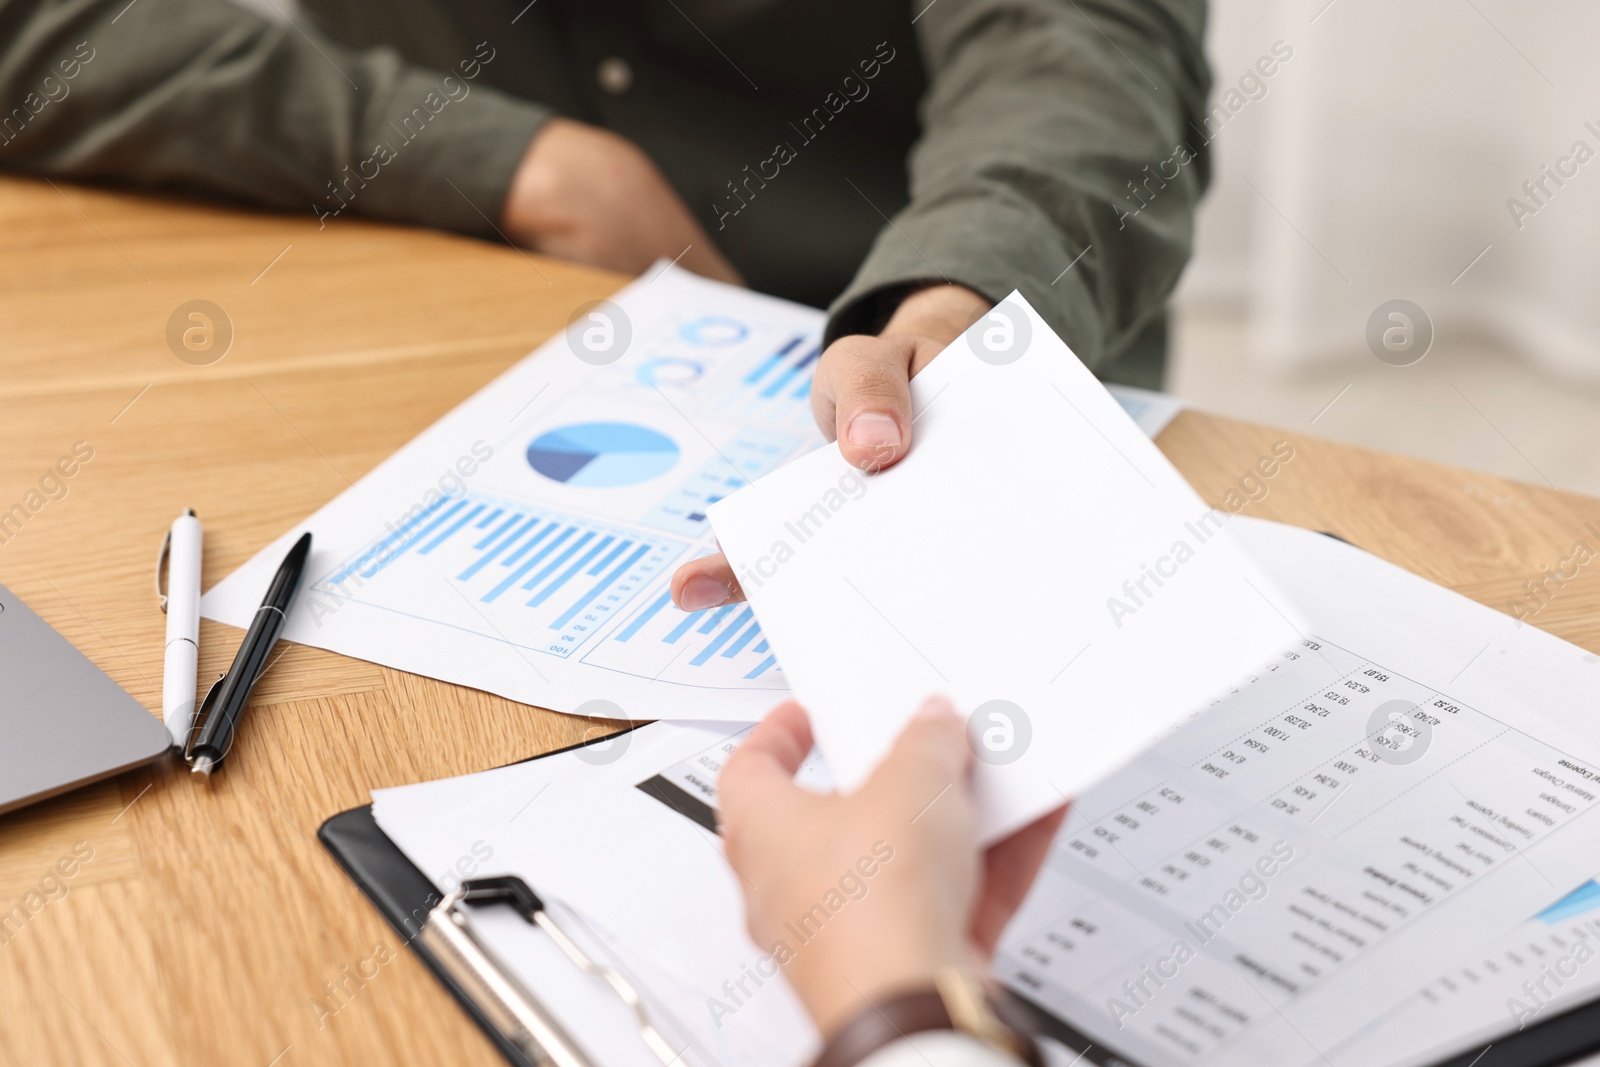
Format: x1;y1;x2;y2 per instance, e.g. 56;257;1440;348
1;175;1597;1067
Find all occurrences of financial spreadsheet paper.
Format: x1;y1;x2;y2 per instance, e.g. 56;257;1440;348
373;517;1600;1067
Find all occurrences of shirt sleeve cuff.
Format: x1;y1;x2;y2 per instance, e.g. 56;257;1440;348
857;1030;1026;1067
352;70;554;239
825;190;1102;367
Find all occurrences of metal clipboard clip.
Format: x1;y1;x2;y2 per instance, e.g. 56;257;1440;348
421;876;687;1067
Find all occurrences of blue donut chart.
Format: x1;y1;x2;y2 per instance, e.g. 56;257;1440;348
636;357;704;387
678;316;749;346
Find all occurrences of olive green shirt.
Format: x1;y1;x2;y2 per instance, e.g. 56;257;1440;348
0;0;1210;369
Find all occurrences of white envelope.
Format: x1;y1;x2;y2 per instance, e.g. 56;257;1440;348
709;293;1309;839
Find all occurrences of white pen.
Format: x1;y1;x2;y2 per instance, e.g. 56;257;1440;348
158;509;204;749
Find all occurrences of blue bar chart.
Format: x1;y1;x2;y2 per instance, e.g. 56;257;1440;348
757;344;820;400
1536;879;1600;925
641;426;802;537
581;582;786;689
712;332;821;430
740;334;803;388
313;491;686;659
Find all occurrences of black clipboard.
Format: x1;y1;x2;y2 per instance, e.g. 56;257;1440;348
319;728;651;1067
320;805;541;1067
320;736;1600;1067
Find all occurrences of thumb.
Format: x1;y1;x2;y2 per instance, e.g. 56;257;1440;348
719;700;814;818
868;696;973;809
812;334;917;472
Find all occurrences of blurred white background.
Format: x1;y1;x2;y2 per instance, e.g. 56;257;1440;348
1170;0;1600;496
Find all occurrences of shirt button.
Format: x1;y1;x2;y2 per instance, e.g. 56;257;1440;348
596;57;633;95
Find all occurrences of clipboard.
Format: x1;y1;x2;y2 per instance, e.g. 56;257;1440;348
321;804;541;1067
322;803;698;1067
319;725;698;1067
320;749;1600;1067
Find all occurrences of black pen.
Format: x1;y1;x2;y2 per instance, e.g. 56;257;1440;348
187;532;312;777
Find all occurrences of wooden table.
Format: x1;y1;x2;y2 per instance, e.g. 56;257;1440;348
1;175;1597;1067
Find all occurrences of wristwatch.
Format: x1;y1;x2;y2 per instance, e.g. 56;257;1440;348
811;967;1046;1067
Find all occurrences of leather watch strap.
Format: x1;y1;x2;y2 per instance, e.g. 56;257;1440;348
811;972;1045;1067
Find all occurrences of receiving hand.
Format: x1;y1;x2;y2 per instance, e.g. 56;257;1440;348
717;697;1066;1038
670;283;992;612
502;118;742;284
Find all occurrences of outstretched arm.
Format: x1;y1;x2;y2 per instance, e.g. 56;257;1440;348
672;0;1211;610
828;0;1213;367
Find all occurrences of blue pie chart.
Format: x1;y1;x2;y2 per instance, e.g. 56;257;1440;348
526;422;680;488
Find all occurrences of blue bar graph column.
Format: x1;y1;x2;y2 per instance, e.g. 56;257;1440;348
590;578;782;685
313;490;686;661
527;535;610;606
554;544;653;630
485;527;575;602
458;516;539;580
692;607;753;665
760;345;820;399
617;591;672;642
743;335;803;385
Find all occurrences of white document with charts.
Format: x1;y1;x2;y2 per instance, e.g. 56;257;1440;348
201;267;1172;721
370;517;1600;1067
201;267;828;720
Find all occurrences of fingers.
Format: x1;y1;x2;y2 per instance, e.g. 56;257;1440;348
969;803;1070;957
869;695;973;803
670;552;745;612
811;334;918;472
719;700;814;815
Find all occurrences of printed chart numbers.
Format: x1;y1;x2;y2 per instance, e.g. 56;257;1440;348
1401;879;1600;1058
1121;797;1229;901
1263;691;1458;825
1422;882;1600;1008
633;726;752;831
1004;635;1600;1067
641;426;804;537
1059;783;1211;884
636;727;833;828
580;585;787;688
995;891;1207;1051
1054;641;1347;889
315;491;685;659
667;730;749;803
1056;639;1468;901
542;539;684;657
635;729;754;830
1190;644;1432;800
1129;819;1277;906
1001;915;1109;993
